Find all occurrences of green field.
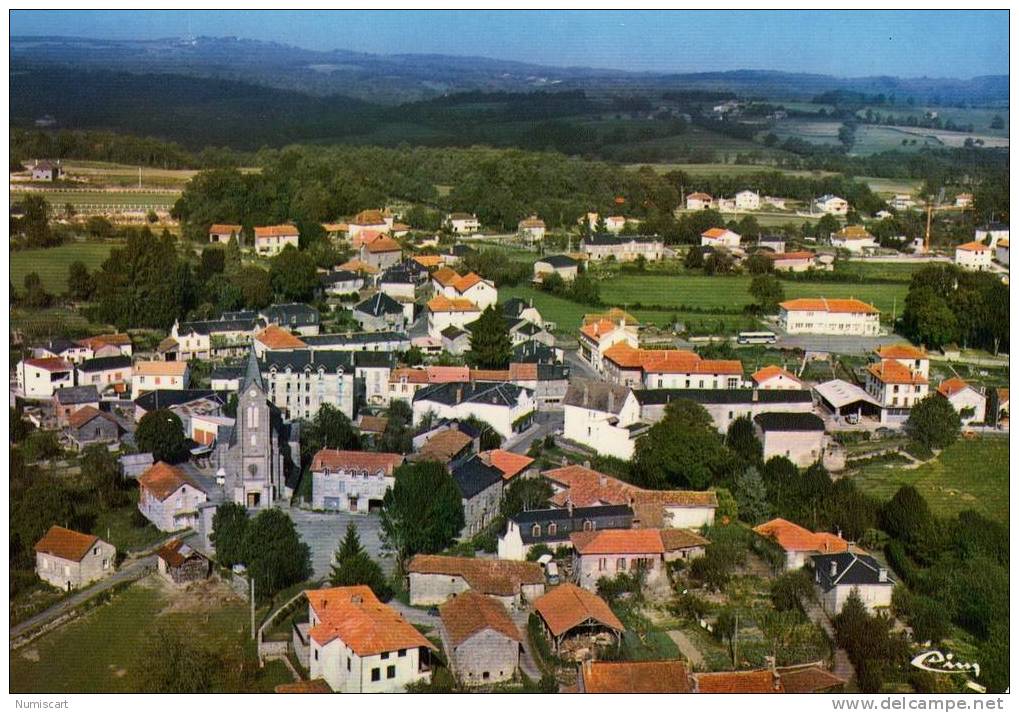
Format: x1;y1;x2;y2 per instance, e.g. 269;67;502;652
625;162;839;179
835;260;925;282
10;575;292;693
856;175;925;196
12;189;179;209
849;437;1009;525
769;118;844;146
10;242;119;294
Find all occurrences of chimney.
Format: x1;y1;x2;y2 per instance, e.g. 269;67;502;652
830;560;838;578
878;568;888;583
351;594;362;604
584;460;592;470
567;497;574;517
456;385;463;402
752;389;759;402
607;389;615;412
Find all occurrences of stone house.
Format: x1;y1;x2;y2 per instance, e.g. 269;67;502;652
138;462;209;532
65;406;121;450
35;525;115;591
812;552;894;614
406;554;545;609
570;529;667;591
156;539;211;585
353;292;409;332
451;455;504;539
53;385;100;427
439;591;522;686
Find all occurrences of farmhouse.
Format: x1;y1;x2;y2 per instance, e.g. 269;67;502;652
517;215;546;242
581;234;664;262
439;591;522;686
310;449;405;512
754;518;853;570
31;159;64;181
208;223;242;244
447;212;480;234
601;343;745;390
35;525;115;591
700;227;741;248
812;194;849;215
138;462;209;532
753;412;827;467
360;237;403;270
955;241;993;271
778;298;880;336
864;347;929;423
812;552;894;615
685;192;713;210
498;504;634;560
830;225;877;253
254;224;300;256
534;254;580;283
451;455;505;538
406;554;544;608
937;378;987;425
305;586;437;693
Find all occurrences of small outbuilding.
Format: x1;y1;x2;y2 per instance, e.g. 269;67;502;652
156;539;212;586
439;590;522;686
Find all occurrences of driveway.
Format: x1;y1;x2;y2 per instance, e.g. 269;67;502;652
504;410;563;454
284;506;393;579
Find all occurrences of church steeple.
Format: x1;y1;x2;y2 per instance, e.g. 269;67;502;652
242;345;264;392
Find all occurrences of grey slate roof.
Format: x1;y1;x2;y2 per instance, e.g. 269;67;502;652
242;348;264;391
633;388;814;406
211;365;244;381
502;298;531;319
178;318;260;335
261;303;320;328
35;337;79;355
441;326;470;340
451;455;504;500
536;254;579;268
413;381;531;408
584;234;661;246
321;269;362;285
54;385;100;405
77;355;132;373
511;505;634;545
302;331;409;348
262;350;356;372
812;552;894;592
355;292;404;317
562;379;631;414
754;412;825;432
512;340;558;364
134;389;227;412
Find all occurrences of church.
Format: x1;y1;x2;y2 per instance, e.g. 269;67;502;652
218;350;300;509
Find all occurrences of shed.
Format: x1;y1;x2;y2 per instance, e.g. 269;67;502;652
156;539;212;585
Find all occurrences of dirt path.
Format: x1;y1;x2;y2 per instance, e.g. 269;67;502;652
666;630;704;668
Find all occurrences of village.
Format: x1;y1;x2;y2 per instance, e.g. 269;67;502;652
9;180;1009;695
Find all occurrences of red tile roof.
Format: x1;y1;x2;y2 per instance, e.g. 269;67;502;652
777;665;846;693
701;227;735;239
156;539;207;568
365;237;401;253
24;357;72;371
603;343;742;376
256;325;307;350
78;333;131;349
751;365;801;386
209;223;242;234
874;344;927;360
753;518;852;554
408;555;543;596
579;318;622;342
580;660;691;693
418;429;473;462
431;267;460;287
139;462;204;502
34;525;99;562
543;465;717;510
439;590;522;646
780;298;879;315
412;255;444;268
352;209;387;225
508;363;538;381
687;192;712;201
957;240;991;252
306;586;436;655
310;449;404;474
868;360;927;385
937;377;974;398
66;405;116;430
571;529;664;555
694;669;784;693
427;295;479;313
452;272;485;293
481;449;534;480
254;224;298;237
534;584;624;638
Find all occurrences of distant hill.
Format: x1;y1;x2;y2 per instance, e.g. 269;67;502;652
10;35;1010;105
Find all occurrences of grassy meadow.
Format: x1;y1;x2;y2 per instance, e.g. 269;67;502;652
10;242;119;294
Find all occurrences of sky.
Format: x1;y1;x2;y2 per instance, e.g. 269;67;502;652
10;10;1009;79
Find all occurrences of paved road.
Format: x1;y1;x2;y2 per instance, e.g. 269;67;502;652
284;505;393;579
774;333;904;355
389;599;441;628
10;554;157;642
509;607;543;681
564;349;599;380
667;630;705;667
803;599;855;685
504;410;563;455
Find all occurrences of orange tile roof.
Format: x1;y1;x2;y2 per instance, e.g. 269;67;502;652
694;670;783;693
24;357;72;371
752;365;801;385
777;665;846;693
534;584;624;638
583;308;637;326
352;229;385;248
581;660;691;693
274;679;332;693
418;429;473;462
255;325;307;350
875;344;927;360
306;586;436;655
834;225;874;240
365;237;401;253
508;363;538;381
351;209;387;225
701;227;732;239
134;360;189;376
427;366;471;382
321;222;348;233
957;240;991;252
139;462;203;502
78;333;131;349
481;449;535;479
357;415;389;434
310;449;404;474
779;298;880;315
440;591;522;646
389;368;431;385
937;377;974;398
431;267;461;287
34;525;99;562
67;405;115;430
338;259;379;275
753;518;851;554
603;343;742;376
469;368;511;382
452;272;485;293
519;216;545;228
209;223;242;234
407;555;543;596
412;255;444;268
571;529;665;555
543;465;717;510
579;318;622;342
254;224;298;237
687;192;712;201
427;295;480;313
660;528;711;551
867;360;928;385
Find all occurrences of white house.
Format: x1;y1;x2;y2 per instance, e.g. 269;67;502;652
601;343;745;390
34;525;116;591
831;226;877;253
253;224;300;256
734;190;761;211
770;251;820;273
813;195;849;215
571;529;667;591
937;378;986;425
310;449;405;512
132;361;191;400
753;412;826;467
812;553;894;615
562;380;645;460
974;222;1008;248
751;365;804;390
685;192;713;211
955;241;993;271
427;295;481;340
577;316;639;373
533;254;580;283
447;213;480;234
448;272;498;310
517;215;546;242
412;382;536;439
778;298;881;336
137;462;208;533
864;346;930;424
208;223;242;244
754;518;853;571
306;586;437;692
700;227;741;249
16;357;75;399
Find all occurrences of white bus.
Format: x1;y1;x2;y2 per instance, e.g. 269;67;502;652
737;330;777;345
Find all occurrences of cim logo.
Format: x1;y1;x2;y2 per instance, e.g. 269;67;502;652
910;650;980;680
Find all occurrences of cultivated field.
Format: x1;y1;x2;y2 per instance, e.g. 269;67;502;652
849;436;1009;525
769;118;844;146
626;162;840;179
10;242;119;294
11;189;179;211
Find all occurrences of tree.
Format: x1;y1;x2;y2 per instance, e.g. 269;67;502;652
329;522;391;599
211;502;250;568
748;274;785;313
684;246;704;269
380;461;465;566
67;260;94;301
902;286;958;348
134;409;188;463
21;272;52;308
745;252;773;275
235;265;272;309
725;415;762;467
301;404;361;464
243;509;312;600
462;416;503;450
269;246;318;302
466;305;512;369
18;194;54;248
80;444;126;510
633;399;730;489
813;213;840;239
905;395;961;450
731;466;770;524
138;623;219;693
500;477;553;519
990;114;1004;130
198;247;226;280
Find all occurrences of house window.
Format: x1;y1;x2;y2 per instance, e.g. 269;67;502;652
531;524;541;537
381;652;389;660
616;558;626;571
398;649;406;657
371;668;381;682
598;558;606;571
347;658;351;671
583;520;593;531
547;523;557;536
387;665;396;679
482;672;490;680
314;650;319;661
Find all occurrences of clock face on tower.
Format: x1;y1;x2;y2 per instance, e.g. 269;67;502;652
249;389;256;398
